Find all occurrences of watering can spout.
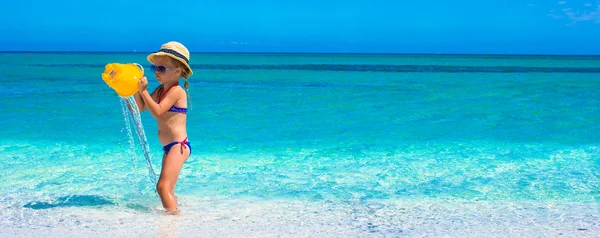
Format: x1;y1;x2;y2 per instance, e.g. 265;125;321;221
101;63;144;97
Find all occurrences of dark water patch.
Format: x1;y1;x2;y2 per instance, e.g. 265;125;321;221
189;64;600;73
303;82;334;87
27;63;600;73
23;195;115;210
195;80;341;90
28;63;107;68
125;203;152;212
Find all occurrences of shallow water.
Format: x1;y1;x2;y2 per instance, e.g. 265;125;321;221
1;52;599;237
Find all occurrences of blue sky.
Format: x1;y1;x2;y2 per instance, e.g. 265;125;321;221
1;0;599;54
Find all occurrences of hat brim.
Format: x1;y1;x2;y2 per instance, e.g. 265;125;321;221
147;52;193;77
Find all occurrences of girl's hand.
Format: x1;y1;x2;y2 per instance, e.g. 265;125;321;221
139;77;148;92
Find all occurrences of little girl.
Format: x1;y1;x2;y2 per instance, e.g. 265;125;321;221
133;41;193;215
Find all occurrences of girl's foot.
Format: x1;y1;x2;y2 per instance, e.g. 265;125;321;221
163;208;181;216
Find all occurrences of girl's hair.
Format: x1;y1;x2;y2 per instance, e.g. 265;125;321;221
171;58;192;109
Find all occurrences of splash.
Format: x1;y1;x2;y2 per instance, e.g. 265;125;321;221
119;96;158;187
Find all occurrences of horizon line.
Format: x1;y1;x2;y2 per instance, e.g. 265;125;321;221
1;50;600;57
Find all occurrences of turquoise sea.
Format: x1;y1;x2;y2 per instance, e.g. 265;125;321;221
1;52;600;237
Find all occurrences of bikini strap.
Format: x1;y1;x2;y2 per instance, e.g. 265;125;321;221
179;137;188;154
157;82;180;103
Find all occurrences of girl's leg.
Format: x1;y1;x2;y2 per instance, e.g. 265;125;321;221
157;144;190;214
171;186;176;200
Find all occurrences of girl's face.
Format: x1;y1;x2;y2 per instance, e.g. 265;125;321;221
151;56;181;83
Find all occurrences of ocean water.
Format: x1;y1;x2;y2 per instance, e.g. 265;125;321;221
1;52;600;237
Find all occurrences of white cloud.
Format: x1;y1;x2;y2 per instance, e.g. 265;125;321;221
558;1;567;4
547;13;564;19
548;3;600;24
570;6;600;23
220;40;249;45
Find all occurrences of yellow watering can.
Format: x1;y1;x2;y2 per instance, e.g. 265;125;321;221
101;63;144;97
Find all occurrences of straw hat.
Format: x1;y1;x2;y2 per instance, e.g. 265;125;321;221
147;41;193;77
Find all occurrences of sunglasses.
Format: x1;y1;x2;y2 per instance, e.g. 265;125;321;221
150;65;177;74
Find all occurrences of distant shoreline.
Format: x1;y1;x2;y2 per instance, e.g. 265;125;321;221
1;51;600;57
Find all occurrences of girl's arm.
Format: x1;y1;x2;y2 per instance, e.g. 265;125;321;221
138;77;183;118
134;84;160;112
134;92;146;112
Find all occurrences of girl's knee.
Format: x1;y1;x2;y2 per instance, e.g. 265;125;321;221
156;182;171;194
